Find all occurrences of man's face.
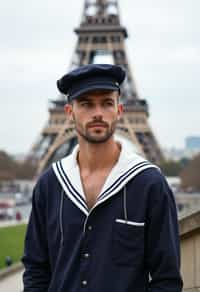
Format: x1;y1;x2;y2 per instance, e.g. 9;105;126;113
64;90;123;144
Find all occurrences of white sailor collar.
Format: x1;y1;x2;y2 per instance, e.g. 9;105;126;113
52;140;159;216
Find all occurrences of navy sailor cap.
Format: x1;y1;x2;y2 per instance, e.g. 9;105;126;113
57;64;126;102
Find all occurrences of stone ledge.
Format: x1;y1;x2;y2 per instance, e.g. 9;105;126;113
179;209;200;238
183;288;200;292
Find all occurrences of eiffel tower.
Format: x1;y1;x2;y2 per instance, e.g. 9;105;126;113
30;0;164;174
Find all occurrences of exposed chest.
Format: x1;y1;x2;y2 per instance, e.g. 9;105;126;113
80;171;110;210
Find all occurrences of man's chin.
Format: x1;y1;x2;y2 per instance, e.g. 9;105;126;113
86;137;111;144
84;133;113;144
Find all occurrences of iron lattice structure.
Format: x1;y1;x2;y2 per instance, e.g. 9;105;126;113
30;0;164;174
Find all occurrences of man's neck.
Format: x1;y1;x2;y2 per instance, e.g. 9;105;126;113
77;139;121;173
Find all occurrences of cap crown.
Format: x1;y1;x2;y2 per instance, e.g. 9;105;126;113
57;64;126;101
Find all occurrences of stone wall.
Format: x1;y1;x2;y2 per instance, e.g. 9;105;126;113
179;210;200;291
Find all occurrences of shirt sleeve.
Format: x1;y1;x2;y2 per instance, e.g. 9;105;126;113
21;179;51;292
145;174;183;292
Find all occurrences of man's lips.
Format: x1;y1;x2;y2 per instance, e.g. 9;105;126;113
88;123;107;128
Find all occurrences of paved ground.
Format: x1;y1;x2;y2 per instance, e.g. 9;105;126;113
0;270;23;292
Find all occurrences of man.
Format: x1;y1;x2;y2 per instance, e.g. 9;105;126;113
22;64;183;291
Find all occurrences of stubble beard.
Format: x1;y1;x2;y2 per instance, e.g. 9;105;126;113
75;120;118;144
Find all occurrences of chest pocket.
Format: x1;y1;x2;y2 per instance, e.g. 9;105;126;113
111;219;145;267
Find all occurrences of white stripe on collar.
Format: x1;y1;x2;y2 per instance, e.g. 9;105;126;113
52;140;159;216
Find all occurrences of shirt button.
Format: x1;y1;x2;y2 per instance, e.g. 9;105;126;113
84;253;90;258
82;280;87;286
88;225;92;231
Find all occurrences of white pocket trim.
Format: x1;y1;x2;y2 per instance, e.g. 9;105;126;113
115;218;145;226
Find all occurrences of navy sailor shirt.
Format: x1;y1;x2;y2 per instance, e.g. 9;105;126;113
22;141;183;292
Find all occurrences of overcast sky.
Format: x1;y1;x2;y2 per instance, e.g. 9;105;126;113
0;0;200;154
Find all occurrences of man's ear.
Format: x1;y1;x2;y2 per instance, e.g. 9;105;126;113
64;103;73;121
117;103;124;120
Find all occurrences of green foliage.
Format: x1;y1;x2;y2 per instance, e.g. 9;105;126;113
0;224;27;269
0;151;18;180
160;154;200;191
0;150;36;180
159;159;184;176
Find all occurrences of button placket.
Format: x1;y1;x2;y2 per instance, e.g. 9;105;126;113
81;212;96;288
80;223;92;288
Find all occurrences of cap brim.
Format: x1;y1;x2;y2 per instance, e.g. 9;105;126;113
69;84;119;102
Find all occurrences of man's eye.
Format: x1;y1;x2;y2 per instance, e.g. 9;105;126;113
104;101;114;106
80;102;90;106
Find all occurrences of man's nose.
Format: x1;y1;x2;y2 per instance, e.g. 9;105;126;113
92;105;104;119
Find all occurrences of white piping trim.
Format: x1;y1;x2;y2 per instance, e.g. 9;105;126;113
115;219;145;226
52;163;89;216
98;161;151;201
94;165;158;208
53;161;158;217
56;161;88;209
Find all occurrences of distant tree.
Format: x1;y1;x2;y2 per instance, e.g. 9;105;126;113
15;160;37;179
0;170;15;181
159;159;184;176
0;151;18;180
180;153;200;191
180;157;191;168
0;150;36;181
